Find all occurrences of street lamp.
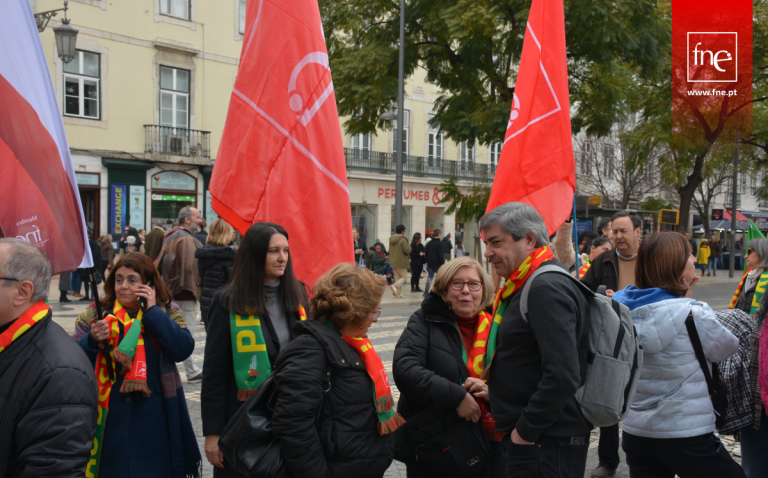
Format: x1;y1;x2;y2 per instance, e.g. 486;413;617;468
35;1;79;64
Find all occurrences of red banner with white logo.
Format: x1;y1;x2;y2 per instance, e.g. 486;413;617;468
210;0;353;286
486;0;575;236
672;0;753;142
0;0;92;275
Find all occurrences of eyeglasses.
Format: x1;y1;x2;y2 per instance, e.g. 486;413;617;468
449;280;483;292
371;308;382;320
0;277;20;282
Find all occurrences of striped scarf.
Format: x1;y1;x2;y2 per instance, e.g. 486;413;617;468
729;269;768;317
482;246;554;379
576;258;591;280
0;301;49;355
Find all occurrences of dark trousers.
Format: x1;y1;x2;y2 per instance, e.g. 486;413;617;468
502;434;589;478
597;424;620;469
406;440;505;478
70;272;82;294
622;431;746;478
410;262;424;290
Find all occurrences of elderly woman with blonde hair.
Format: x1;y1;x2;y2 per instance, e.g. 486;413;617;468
270;263;398;478
393;256;505;477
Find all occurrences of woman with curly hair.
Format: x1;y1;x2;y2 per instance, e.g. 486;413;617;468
271;263;399;478
72;252;200;478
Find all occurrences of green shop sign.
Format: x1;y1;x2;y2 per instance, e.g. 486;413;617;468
152;194;195;201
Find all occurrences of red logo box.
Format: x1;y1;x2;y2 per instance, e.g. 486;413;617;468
687;32;738;83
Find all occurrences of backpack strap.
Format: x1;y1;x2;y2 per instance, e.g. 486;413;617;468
684;311;716;395
519;264;596;322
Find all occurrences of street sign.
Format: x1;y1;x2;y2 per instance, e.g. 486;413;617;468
588;195;602;206
659;209;680;225
712;209;723;220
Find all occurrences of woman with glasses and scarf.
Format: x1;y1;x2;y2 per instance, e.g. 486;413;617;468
393;256;505;477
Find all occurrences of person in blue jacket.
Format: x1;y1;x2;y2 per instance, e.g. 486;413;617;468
72;252;201;478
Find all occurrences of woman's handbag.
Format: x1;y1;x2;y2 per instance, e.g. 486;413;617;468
686;311;729;429
219;368;331;478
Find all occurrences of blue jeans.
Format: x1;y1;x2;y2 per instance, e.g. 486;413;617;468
707;258;718;274
503;434;589;478
741;414;768;478
70;272;82;294
423;267;438;295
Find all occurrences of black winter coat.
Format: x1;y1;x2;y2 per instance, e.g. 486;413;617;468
272;320;394;478
425;240;445;269
201;289;307;478
195;245;237;326
77;239;103;282
0;310;98;478
580;247;619;292
409;244;425;271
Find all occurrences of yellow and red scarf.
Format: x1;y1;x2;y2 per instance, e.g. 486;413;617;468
576;258;591;280
343;336;405;435
87;301;147;477
0;301;49;355
458;311;504;441
729;269;768;317
482;246;554;379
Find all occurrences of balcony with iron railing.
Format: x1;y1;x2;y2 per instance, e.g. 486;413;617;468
344;148;495;182
144;125;211;161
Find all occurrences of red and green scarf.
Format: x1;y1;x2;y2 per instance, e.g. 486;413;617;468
482;246;554;379
576;258;591;280
0;301;49;355
456;311;504;441
87;301;147;477
729;269;768;317
342;335;405;435
231;305;307;401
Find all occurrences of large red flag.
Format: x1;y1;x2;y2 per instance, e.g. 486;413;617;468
0;0;92;274
486;0;575;235
210;0;353;286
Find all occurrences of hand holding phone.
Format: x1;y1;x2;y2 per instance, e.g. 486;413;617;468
138;279;155;311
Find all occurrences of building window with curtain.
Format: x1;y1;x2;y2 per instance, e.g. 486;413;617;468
160;66;190;131
580;143;591;174
64;50;100;120
392;110;409;155
460;141;474;169
427;114;443;166
160;0;190;20
490;142;502;170
351;133;371;161
603;144;614;179
239;0;246;33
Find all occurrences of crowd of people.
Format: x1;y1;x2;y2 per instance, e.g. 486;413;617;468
2;202;768;478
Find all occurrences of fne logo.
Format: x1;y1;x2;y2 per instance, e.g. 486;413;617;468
687;32;737;82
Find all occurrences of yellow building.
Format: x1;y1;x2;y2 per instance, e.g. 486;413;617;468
34;0;494;256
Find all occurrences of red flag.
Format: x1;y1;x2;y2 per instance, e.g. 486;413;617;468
486;0;575;235
0;0;92;274
210;0;354;286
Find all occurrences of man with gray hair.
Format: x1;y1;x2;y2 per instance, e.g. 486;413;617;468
0;238;98;476
156;206;204;382
480;203;592;478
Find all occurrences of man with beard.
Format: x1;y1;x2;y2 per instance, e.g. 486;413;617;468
156;206;204;382
581;210;642;478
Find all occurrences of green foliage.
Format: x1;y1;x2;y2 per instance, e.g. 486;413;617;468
438;177;490;224
320;0;670;144
638;196;677;212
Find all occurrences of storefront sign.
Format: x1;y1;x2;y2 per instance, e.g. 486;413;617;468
75;172;99;186
205;190;219;222
712;208;723;220
378;187;447;205
576;220;593;233
659;209;680;225
110;185;126;235
587;195;602;206
152;194;196;201
129;185;145;230
151;171;196;191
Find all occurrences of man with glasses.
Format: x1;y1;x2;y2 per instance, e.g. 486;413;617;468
0;238;98;477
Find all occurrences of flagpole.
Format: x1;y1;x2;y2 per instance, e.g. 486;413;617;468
394;0;405;228
729;130;739;279
573;185;579;276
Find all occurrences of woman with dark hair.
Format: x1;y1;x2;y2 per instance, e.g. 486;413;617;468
611;232;742;478
729;238;768;315
271;263;397;477
409;232;425;292
574;236;613;279
201;222;308;477
72;253;201;478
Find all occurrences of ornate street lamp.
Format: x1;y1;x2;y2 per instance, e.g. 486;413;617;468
35;1;78;64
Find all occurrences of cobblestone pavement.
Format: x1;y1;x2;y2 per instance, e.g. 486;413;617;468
47;272;744;478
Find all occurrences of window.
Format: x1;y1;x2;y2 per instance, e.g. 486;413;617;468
427;114;443;166
63;50;100;120
392;110;409;155
751;175;758;195
351;133;370;151
461;141;475;168
581;143;592;174
490;142;502;170
160;66;190;130
160;0;189;20
239;0;246;34
741;173;748;196
603;145;614;179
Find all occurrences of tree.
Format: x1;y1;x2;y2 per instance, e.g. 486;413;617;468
576;113;665;209
320;0;670;146
438;177;490;262
690;142;739;237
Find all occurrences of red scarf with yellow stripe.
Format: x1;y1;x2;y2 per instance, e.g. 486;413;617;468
0;301;49;355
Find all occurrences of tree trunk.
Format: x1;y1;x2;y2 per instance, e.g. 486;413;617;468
675;151;708;233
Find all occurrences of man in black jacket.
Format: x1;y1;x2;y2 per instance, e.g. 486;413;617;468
480;203;592;478
0;238;98;478
423;229;445;297
580;210;642;478
441;232;453;262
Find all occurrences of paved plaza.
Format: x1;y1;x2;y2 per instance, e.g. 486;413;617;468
48;271;744;478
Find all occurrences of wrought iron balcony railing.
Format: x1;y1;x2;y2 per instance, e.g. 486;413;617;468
344;148;495;182
144;125;211;159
